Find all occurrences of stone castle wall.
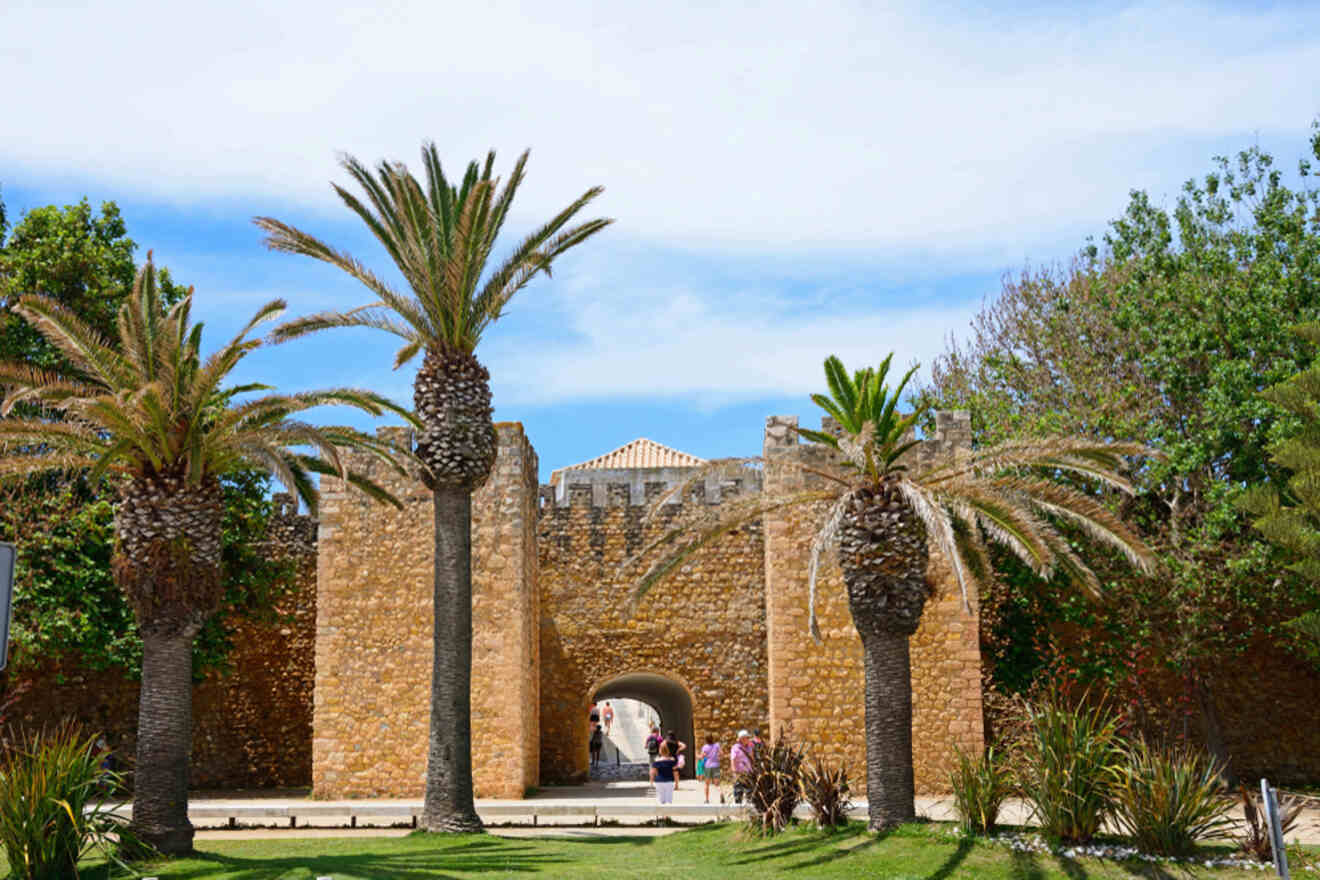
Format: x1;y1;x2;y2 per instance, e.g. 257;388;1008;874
762;412;984;793
537;479;769;782
313;423;538;798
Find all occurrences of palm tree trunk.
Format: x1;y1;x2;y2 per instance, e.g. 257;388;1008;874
860;629;917;831
421;485;484;832
130;626;197;855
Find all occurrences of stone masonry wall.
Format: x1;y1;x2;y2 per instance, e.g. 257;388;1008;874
471;425;540;797
313;423;538;798
538;480;769;783
11;496;317;789
762;413;984;793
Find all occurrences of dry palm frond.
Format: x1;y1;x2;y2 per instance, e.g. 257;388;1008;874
807;495;849;643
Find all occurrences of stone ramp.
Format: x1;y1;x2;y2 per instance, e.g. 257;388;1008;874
589;761;649;782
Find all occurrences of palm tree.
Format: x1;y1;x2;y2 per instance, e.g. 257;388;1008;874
0;255;409;855
623;354;1157;831
254;144;610;832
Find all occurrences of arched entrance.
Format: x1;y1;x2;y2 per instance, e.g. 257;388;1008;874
593;672;695;778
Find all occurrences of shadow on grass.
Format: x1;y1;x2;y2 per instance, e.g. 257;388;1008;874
152;836;571;880
923;834;974;880
728;822;883;866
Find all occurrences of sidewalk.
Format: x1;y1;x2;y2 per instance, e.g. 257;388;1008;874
127;782;1320;844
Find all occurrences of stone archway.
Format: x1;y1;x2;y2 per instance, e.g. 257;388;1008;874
593;672;695;778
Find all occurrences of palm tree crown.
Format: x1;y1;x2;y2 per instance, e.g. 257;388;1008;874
627;354;1156;628
0;253;407;511
254;145;612;365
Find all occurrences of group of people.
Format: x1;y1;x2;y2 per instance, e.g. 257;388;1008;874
645;725;764;806
587;701;615;767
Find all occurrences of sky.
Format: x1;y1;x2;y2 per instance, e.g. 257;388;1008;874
2;0;1319;482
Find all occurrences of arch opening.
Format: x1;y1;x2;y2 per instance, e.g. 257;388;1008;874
592;673;695;778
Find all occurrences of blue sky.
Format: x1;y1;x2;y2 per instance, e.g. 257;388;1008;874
3;0;1319;481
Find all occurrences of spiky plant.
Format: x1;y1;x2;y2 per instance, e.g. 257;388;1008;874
254;144;610;832
0;255;408;855
622;353;1157;831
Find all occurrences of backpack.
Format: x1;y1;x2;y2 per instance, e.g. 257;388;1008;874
646;734;660;757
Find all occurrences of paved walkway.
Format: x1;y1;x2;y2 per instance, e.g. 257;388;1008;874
145;782;1320;844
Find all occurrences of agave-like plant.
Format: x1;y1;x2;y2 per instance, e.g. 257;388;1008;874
0;255;409;855
255;144;610;831
622;353;1158;831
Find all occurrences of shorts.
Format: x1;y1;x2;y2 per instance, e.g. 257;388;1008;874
704;766;721;781
655;781;675;804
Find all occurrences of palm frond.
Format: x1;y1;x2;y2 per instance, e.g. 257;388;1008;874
623;489;839;608
807;496;849;644
999;476;1158;575
13;294;132;389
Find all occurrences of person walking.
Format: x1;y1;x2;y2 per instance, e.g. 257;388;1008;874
589;723;604;768
650;742;679;805
699;734;723;804
602;701;614;735
664;729;687;789
644;725;662;795
645;725;663;762
730;729;754;805
588;702;600;729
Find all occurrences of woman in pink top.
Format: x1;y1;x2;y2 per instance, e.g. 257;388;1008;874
699;734;723;804
730;729;754;804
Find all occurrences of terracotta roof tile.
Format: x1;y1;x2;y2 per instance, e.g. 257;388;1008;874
549;438;705;485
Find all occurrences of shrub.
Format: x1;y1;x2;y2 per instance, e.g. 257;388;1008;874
741;730;805;835
1018;697;1122;843
1109;740;1233;857
0;723;139;879
949;745;1012;835
800;757;852;829
1236;784;1304;863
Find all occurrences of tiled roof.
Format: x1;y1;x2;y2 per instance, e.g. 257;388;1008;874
549;438;706;485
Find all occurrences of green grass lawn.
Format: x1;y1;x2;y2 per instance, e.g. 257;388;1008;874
60;822;1314;880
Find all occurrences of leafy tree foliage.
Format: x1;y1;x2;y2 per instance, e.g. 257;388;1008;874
1240;322;1320;668
0;470;294;678
0;198;187;375
0;195;291;678
918;123;1320;775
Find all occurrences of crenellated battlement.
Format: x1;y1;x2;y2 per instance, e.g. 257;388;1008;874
539;465;762;510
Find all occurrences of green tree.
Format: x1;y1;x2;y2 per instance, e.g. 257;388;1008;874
623;355;1154;830
0;256;409;855
0;198;188;374
1240;321;1320;667
919;123;1320;777
0;470;295;678
254;144;610;832
0;197;290;679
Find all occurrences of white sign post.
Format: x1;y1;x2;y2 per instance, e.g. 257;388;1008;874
1261;778;1290;879
0;542;13;671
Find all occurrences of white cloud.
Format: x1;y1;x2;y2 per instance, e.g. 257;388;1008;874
3;0;1317;257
